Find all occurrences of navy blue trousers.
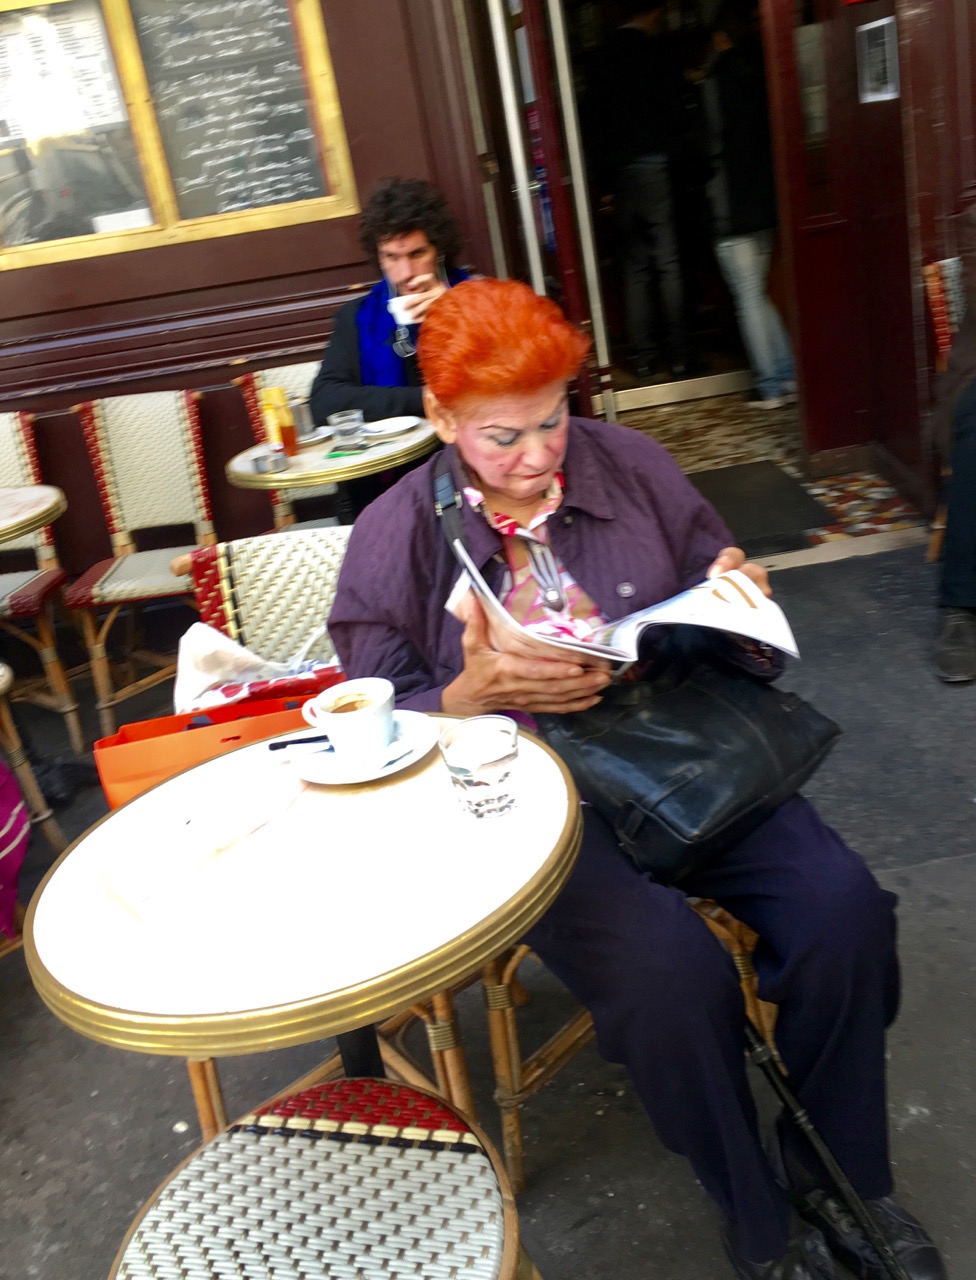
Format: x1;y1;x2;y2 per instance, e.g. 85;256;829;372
940;377;976;608
523;796;900;1262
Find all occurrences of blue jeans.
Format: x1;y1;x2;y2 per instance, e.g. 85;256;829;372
714;230;795;399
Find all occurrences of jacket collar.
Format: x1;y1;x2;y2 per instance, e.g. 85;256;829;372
560;418;616;520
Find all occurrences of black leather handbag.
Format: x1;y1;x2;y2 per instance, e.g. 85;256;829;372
535;650;840;884
432;454;840;884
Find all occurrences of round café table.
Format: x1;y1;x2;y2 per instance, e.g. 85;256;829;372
25;716;581;1137
0;484;66;545
226;419;439;492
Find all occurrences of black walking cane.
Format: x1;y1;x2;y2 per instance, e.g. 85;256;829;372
744;1022;913;1280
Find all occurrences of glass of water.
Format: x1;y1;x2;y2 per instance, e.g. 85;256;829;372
327;409;365;449
439;716;519;818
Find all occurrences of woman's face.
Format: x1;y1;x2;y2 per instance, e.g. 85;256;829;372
427;381;570;508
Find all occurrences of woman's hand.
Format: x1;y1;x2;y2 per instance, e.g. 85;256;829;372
706;546;772;598
441;598;612;717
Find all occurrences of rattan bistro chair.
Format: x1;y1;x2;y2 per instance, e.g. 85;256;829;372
0;658;68;960
237;362;337;528
377;901;777;1194
109;1078;538;1280
0;412;83;753
64;392;215;737
188;524;352;663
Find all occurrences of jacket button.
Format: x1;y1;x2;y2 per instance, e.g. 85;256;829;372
616;581;636;598
563;513;574;526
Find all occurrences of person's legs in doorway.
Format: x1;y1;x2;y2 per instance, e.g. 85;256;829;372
616;158;689;378
714;229;795;405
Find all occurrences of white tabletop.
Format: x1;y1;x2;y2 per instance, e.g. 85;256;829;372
0;484;66;544
26;719;580;1056
226;421;438;489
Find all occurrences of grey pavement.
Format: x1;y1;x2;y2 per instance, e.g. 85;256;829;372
1;544;974;1279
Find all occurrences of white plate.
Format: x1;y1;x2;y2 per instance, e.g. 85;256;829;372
297;426;333;447
292;710;438;786
363;415;421;440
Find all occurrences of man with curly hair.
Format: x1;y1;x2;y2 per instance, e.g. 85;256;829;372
310;176;471;424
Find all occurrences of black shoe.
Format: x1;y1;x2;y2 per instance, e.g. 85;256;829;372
935;607;976;682
670;355;707;379
723;1221;838;1279
769;1128;947;1280
631;357;670;384
792;1189;947;1280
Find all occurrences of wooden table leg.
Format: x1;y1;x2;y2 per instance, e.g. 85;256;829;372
186;1058;227;1142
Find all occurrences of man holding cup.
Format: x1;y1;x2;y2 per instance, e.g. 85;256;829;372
309;177;472;427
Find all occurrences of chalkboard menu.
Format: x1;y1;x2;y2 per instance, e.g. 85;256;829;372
131;0;328;219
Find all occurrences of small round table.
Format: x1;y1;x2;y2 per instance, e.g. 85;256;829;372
25;718;581;1131
0;484;66;545
226;421;439;491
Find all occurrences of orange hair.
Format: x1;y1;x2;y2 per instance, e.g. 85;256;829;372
417;277;591;408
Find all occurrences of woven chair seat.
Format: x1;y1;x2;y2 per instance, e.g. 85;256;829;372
0;568;65;618
65;548;194;609
113;1080;510;1280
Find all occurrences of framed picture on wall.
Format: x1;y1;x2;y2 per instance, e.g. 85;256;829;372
856;17;900;103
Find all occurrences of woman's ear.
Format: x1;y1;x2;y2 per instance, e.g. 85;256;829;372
424;390;457;445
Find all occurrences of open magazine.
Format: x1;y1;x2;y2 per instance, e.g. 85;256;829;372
449;539;799;673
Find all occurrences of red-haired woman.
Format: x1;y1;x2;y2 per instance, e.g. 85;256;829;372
328;278;942;1280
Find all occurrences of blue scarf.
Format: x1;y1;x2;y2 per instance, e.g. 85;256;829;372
357;266;470;388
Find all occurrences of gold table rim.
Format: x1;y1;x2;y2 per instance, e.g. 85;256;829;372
0;486;67;545
24;720;581;1058
226;426;438;489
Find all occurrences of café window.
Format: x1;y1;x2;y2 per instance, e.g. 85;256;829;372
0;0;357;268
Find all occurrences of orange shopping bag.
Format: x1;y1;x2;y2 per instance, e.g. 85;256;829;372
94;686;342;810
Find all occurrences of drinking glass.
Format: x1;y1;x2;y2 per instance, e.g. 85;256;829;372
439;716;519;818
327;409;365;449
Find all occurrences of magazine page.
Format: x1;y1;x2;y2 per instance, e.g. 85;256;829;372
448;541;627;667
589;570;800;658
447;545;799;664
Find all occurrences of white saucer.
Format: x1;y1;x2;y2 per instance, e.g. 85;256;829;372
297;426;333;447
363;416;421;440
292;710;438;786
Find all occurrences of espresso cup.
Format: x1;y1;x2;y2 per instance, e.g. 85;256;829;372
387;294;421;327
302;677;395;759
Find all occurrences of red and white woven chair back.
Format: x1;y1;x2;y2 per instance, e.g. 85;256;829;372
77;392;213;554
254;361;320;405
189;525;352;663
239;363;333;517
0;412;56;563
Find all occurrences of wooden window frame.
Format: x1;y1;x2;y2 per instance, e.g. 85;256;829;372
0;0;358;272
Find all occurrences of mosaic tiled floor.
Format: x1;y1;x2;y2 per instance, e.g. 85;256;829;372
619;394;926;543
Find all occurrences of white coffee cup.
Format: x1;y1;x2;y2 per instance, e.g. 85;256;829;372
302;678;395;758
387;294;421;327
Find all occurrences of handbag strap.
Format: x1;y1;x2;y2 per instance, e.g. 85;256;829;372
433;449;469;561
432;451;567;608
